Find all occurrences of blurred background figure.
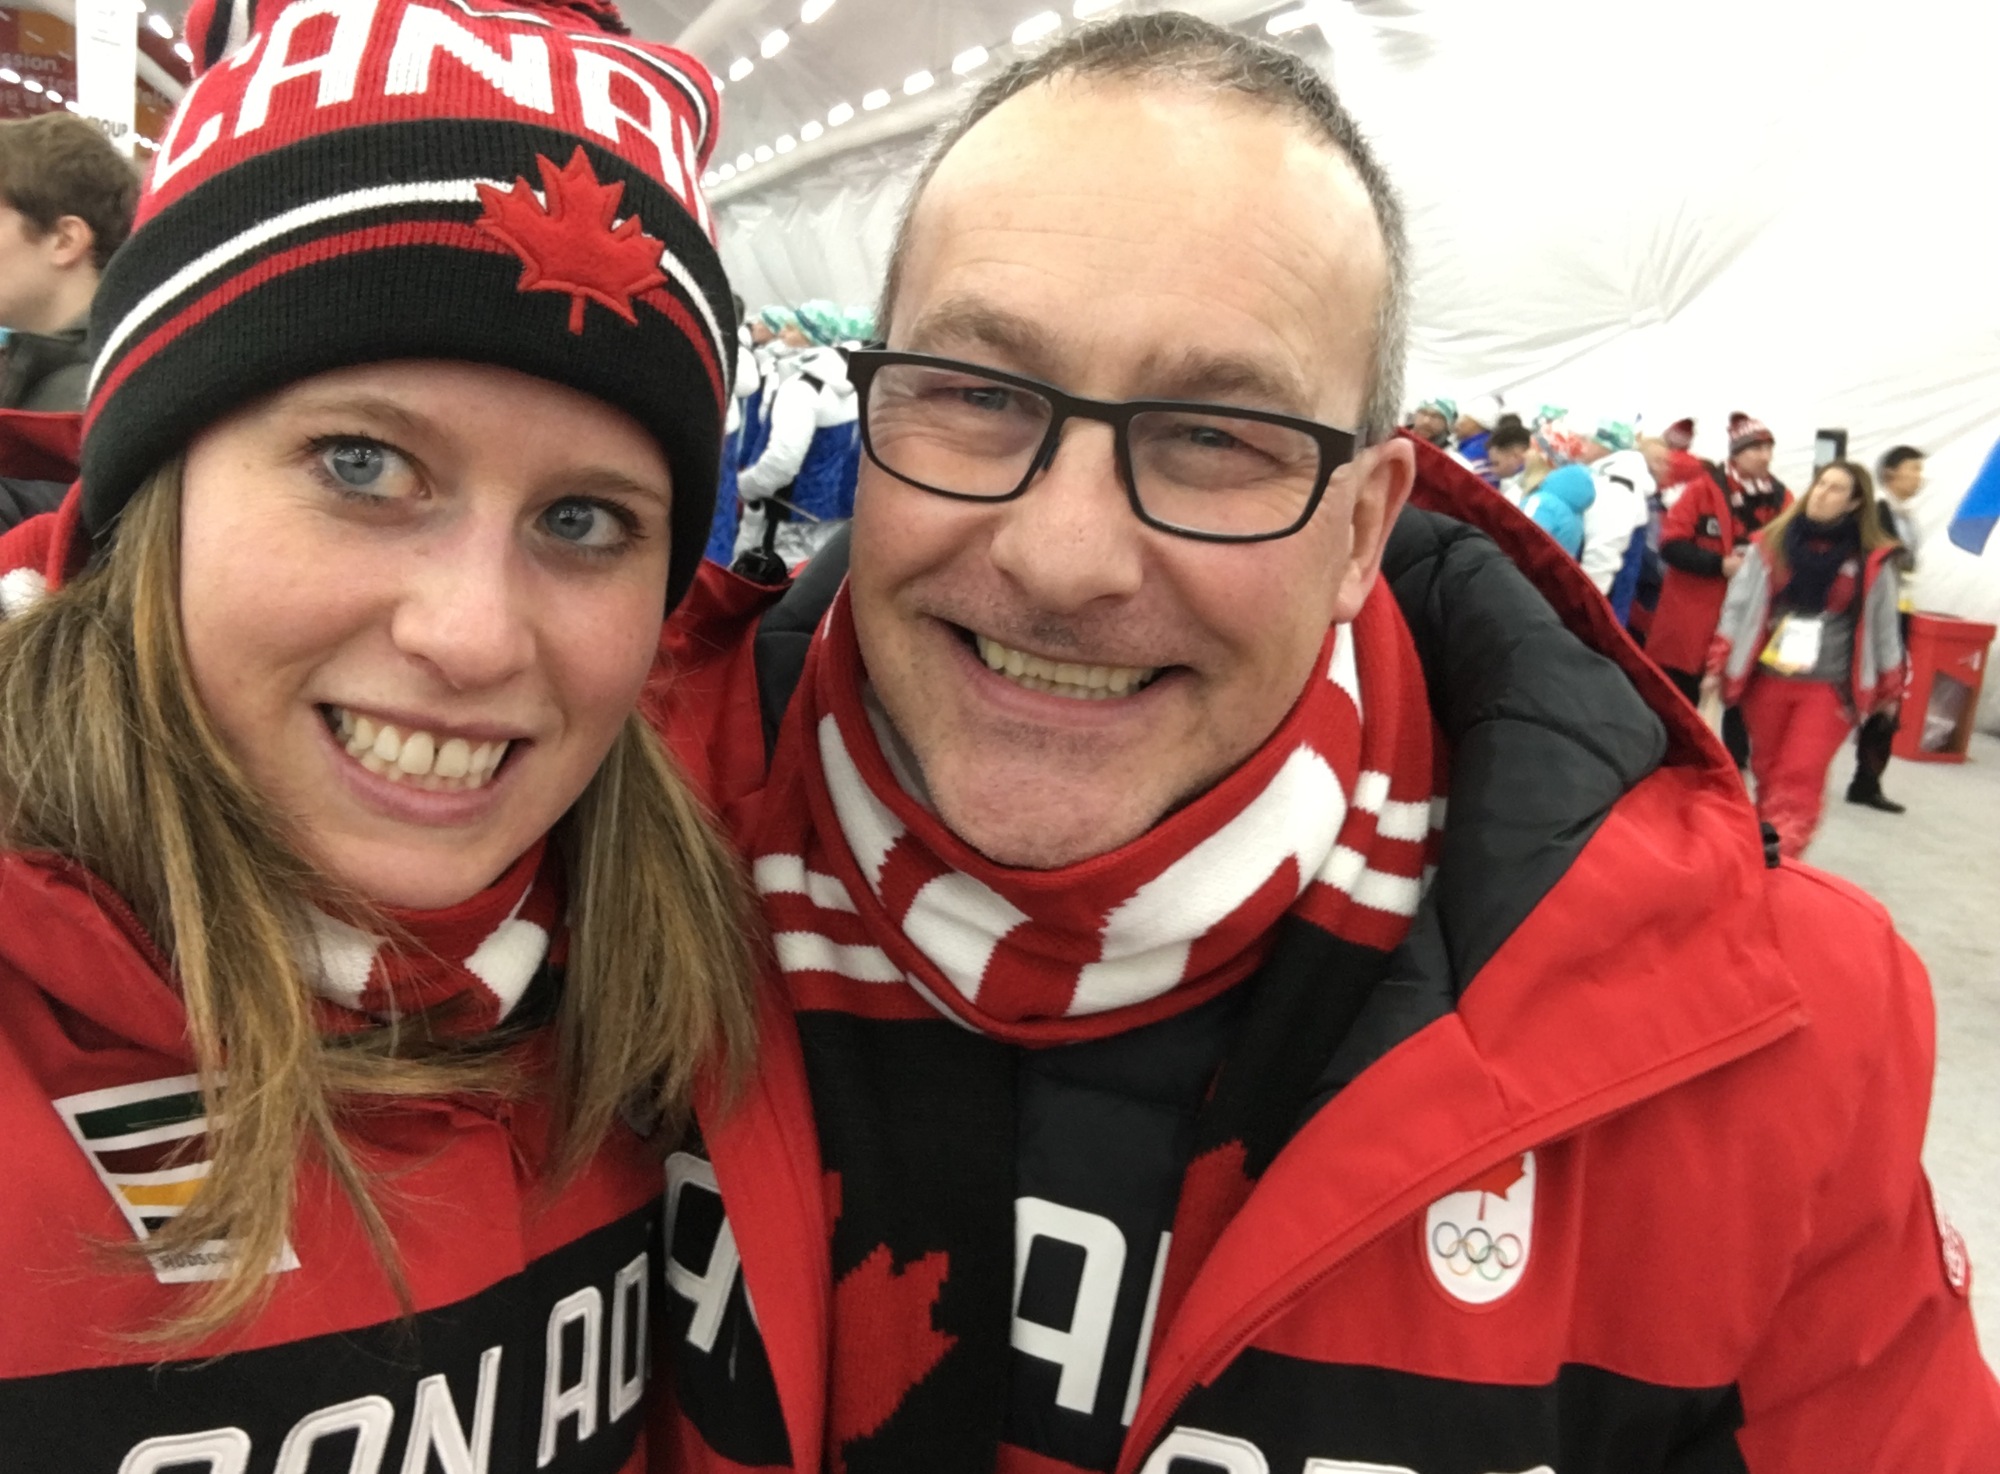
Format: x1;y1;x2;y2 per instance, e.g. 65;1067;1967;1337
1710;461;1905;857
0;113;137;413
1454;394;1503;481
1845;445;1926;812
1579;418;1655;624
1486;417;1534;505
1651;411;1792;769
731;302;859;576
1520;422;1596;558
1408;396;1455;449
706;295;766;565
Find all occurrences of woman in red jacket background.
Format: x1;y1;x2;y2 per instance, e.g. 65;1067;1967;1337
0;0;759;1464
1706;460;1906;857
1648;412;1791;767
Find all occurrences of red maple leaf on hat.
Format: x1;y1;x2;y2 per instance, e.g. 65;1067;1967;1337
829;1243;956;1473
475;147;668;335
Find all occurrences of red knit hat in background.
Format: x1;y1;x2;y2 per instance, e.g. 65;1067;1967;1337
1663;417;1695;451
1727;411;1774;458
81;0;733;607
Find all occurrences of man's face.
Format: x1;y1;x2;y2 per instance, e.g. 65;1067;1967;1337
1732;442;1773;480
0;202;69;334
1411;407;1448;445
849;80;1412;869
1885;457;1925;500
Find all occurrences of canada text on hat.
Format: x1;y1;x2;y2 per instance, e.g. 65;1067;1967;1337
79;0;736;608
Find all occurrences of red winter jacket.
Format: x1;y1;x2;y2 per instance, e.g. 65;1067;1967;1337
1648;460;1790;675
646;442;1998;1474
0;495;669;1471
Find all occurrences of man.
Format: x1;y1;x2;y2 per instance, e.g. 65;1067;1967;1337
1846;444;1926;812
1407;395;1453;449
1577;419;1654;623
1649;411;1790;767
1453;395;1501;481
1486;417;1534;504
656;16;1997;1474
0;112;136;412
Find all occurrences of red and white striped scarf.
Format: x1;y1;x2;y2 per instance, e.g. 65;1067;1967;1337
307;841;564;1035
751;583;1442;1044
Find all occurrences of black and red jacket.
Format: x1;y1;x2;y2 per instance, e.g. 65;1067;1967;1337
1648;459;1790;675
0;494;670;1472
648;439;1997;1474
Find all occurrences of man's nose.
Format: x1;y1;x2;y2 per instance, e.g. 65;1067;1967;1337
986;419;1146;612
388;516;537;691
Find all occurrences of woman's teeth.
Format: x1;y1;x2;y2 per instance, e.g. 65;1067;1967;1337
329;707;510;791
973;633;1158;700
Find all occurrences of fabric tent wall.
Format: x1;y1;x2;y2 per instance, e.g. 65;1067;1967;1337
715;0;2000;718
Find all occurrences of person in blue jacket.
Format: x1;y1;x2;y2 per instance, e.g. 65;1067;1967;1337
1522;458;1596;559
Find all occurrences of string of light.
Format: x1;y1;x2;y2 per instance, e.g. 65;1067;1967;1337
703;2;1105;189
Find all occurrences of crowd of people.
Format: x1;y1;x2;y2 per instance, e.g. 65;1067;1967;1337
1405;398;1930;854
710;300;866;578
0;4;1993;1471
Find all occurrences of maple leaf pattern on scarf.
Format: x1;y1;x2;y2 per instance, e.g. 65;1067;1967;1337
830;1245;957;1473
476;147;669;334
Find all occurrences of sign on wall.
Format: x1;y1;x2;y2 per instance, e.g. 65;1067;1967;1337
0;8;174;141
73;0;136;148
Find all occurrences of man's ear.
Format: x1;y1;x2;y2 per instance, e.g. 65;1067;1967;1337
47;215;96;271
1330;434;1415;623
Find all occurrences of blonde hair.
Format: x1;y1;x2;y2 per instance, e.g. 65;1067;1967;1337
0;461;758;1339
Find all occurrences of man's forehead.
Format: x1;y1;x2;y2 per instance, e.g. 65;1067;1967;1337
895;76;1385;419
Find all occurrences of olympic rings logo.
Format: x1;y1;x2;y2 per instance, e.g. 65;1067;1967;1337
1430;1220;1524;1282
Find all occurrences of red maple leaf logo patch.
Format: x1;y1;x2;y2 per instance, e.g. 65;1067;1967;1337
829;1244;956;1473
1459;1154;1528;1218
475;147;668;334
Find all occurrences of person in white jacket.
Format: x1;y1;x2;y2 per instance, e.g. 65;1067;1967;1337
1577;421;1654;623
732;345;858;570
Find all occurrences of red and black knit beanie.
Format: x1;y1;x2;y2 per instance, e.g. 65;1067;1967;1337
1727;411;1774;457
81;0;734;608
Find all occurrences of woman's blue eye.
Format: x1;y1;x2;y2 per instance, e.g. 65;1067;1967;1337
324;442;387;488
543;499;627;550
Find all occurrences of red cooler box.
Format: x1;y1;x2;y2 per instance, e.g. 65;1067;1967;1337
1893;612;1997;763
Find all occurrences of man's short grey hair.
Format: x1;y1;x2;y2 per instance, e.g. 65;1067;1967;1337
876;10;1409;441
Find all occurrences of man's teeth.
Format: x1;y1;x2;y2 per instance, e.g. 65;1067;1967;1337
973;634;1157;700
330;707;510;791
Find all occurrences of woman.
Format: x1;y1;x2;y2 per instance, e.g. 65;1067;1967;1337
0;0;754;1463
1707;460;1905;858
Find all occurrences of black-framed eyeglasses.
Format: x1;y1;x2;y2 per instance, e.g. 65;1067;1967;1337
843;348;1360;543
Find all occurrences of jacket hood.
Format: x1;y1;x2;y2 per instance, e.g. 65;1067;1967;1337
1314;436;1705;1089
1538;462;1598;511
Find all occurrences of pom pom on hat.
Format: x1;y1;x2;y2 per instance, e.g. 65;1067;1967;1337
89;0;734;609
1728;412;1775;457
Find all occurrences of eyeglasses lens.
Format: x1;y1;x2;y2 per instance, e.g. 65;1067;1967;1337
863;362;1326;538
